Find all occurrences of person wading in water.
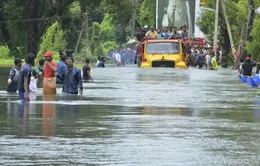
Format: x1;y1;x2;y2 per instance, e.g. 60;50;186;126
56;51;67;84
7;58;23;92
83;58;93;82
18;54;35;101
242;56;256;77
58;57;83;95
43;52;57;95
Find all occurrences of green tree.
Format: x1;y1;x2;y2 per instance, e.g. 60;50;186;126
37;22;67;58
0;0;75;58
138;0;156;27
246;18;260;60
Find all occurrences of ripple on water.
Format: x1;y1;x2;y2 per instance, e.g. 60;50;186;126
0;67;260;165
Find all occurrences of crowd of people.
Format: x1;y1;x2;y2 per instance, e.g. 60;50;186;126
187;48;221;70
7;51;93;101
136;25;189;41
107;48;137;66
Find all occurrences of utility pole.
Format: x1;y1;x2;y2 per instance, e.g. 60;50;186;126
221;0;237;62
85;9;89;55
186;1;193;36
75;13;86;54
131;0;137;39
213;0;219;55
172;0;178;26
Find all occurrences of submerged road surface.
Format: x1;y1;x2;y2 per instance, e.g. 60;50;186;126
0;67;260;166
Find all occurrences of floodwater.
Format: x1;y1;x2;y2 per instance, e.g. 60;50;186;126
1;66;260;166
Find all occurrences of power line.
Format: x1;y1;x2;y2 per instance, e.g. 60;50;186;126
0;15;74;23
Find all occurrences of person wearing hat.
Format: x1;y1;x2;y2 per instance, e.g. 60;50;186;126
18;53;35;101
57;57;83;95
7;58;23;92
43;51;57;94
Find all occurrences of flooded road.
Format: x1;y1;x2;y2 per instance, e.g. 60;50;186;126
1;67;260;165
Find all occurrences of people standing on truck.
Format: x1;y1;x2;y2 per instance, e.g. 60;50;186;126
18;53;35;101
145;26;158;39
136;28;146;41
56;52;67;84
7;58;23;93
83;59;93;82
181;25;189;38
43;52;57;95
156;29;164;40
143;25;149;34
58;57;83;95
161;26;171;39
169;27;179;39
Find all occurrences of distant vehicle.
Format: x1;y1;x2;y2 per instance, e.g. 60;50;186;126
187;37;207;48
137;38;188;69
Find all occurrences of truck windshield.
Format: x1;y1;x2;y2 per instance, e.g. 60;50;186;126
146;42;180;54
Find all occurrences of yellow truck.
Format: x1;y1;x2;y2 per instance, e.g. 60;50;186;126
137;39;188;69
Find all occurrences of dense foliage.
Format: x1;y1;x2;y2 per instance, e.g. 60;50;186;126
197;0;260;63
1;0;260;65
0;0;155;62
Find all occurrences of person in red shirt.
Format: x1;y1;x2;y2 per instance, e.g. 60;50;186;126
43;52;57;94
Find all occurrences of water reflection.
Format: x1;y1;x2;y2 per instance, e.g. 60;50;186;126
141;106;193;116
42;95;56;136
2;67;260;165
6;98;34;136
56;94;80;119
253;96;260;118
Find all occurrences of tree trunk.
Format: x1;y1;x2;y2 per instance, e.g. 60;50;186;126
27;0;39;56
234;0;255;69
222;29;230;68
75;16;86;54
0;14;20;58
245;0;255;42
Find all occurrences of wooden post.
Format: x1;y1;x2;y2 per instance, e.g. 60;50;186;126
172;0;178;26
85;10;89;55
75;13;86;54
131;0;137;39
213;0;219;55
221;0;237;62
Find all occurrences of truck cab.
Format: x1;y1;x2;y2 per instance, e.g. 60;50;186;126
137;39;188;69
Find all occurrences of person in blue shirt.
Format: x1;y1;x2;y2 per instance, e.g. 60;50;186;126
18;53;35;101
58;57;83;95
197;51;205;69
56;52;67;84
